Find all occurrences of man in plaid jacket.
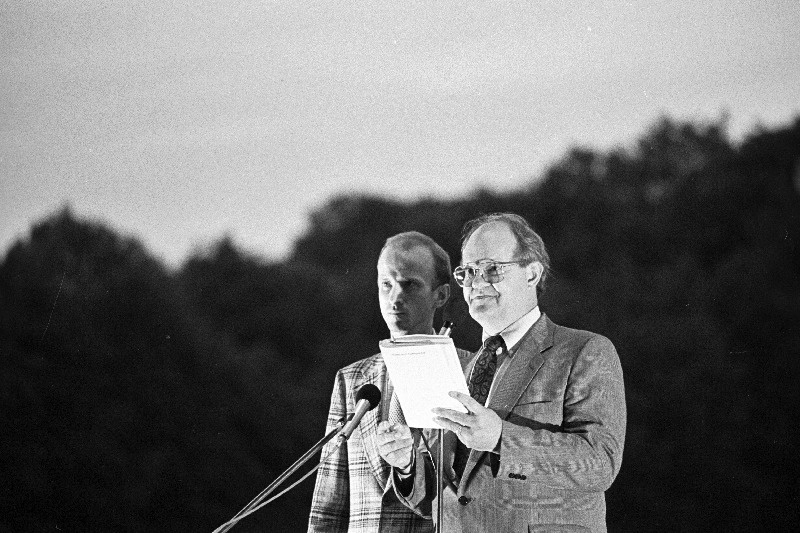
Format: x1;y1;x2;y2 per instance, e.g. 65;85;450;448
308;231;470;532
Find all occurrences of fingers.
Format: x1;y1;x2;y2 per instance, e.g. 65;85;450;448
376;421;415;470
376;421;413;453
432;399;503;451
448;390;483;411
431;415;462;433
376;421;409;436
378;420;409;434
431;406;474;426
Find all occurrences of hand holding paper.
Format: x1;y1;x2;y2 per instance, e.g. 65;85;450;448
432;391;503;451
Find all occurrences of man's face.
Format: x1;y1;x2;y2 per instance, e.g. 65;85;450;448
460;221;539;334
377;244;449;337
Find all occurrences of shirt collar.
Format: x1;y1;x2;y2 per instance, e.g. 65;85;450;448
482;306;541;353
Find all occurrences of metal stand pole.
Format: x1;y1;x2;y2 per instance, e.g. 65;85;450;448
434;320;453;532
436;428;444;532
214;420;344;533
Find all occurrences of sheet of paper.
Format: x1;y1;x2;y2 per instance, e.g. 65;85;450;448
379;335;470;428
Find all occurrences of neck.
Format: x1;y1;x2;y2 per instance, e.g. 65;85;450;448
482;304;539;336
390;326;435;339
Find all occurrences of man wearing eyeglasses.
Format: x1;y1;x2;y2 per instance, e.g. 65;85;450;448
309;231;471;533
381;213;626;532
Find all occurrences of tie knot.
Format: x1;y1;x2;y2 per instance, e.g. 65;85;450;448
484;335;506;357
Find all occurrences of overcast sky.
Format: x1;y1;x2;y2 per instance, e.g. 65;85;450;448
2;0;798;267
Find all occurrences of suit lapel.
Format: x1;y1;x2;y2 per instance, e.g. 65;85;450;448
488;314;553;417
357;357;392;492
459;314;555;488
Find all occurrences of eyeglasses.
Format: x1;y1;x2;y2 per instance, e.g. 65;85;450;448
453;260;526;287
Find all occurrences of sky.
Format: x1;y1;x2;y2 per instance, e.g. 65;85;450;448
2;0;799;267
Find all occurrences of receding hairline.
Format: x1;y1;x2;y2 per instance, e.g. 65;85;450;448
379;240;435;262
459;212;551;292
378;242;439;284
462;219;519;256
379;231;452;288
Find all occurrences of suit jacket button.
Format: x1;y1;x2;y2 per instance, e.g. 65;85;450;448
519;474;527;480
508;473;515;479
458;496;471;506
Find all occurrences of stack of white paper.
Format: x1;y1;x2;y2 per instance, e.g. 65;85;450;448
380;335;470;428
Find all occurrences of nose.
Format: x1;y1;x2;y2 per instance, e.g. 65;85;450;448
470;268;492;288
388;284;404;305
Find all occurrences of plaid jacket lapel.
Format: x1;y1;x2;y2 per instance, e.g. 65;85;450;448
356;357;392;493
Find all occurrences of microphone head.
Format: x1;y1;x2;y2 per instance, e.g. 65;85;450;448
355;384;381;410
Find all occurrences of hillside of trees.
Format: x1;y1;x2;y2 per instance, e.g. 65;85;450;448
1;116;798;531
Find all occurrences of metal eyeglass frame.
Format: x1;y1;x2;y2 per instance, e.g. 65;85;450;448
453;260;526;287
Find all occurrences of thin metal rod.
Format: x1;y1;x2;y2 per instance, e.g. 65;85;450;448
214;420;344;533
437;428;444;532
435;320;453;532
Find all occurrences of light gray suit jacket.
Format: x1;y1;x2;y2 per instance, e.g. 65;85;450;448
396;314;626;532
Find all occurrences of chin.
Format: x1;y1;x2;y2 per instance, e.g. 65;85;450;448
386;320;408;333
469;300;494;314
468;310;490;325
469;306;499;326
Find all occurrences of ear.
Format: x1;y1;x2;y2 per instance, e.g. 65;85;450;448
526;262;543;287
433;283;450;309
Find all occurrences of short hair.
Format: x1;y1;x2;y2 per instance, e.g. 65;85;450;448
381;231;452;288
460;213;551;292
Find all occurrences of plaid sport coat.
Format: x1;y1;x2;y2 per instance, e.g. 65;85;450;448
308;349;470;533
397;314;627;533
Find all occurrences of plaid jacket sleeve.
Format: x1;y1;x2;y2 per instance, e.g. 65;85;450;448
308;369;350;532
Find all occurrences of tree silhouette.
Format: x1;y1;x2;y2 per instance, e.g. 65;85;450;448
1;116;798;531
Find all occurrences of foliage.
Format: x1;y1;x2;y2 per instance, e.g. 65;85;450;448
1;116;798;531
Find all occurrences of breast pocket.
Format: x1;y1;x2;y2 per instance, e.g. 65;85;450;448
508;397;562;429
529;525;590;532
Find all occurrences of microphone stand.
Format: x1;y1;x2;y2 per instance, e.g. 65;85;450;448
258;421;345;505
213;418;345;533
437;429;444;532
436;321;453;533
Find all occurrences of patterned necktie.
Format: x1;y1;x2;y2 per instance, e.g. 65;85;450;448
453;335;507;479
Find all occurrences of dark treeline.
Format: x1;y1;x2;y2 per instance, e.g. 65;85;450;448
1;116;798;532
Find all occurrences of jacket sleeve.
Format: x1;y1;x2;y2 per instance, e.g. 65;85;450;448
388;434;436;517
308;371;350;532
498;334;626;492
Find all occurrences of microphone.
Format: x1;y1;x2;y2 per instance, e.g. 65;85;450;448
339;384;382;441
